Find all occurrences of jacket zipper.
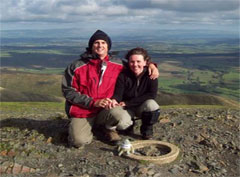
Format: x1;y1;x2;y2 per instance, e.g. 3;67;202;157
135;78;140;97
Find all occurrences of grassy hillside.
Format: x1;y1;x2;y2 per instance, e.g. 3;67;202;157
0;102;65;114
0;102;235;120
156;91;238;108
0;69;63;102
1;37;239;105
0;69;238;108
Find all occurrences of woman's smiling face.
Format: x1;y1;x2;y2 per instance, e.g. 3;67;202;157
128;54;147;76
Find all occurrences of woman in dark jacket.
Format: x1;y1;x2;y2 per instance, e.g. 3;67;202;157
104;47;160;139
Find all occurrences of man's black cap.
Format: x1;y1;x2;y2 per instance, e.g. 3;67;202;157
88;30;112;51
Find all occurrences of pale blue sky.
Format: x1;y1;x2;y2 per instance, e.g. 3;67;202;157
1;0;239;33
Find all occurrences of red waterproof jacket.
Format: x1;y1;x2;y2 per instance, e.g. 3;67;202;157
62;52;123;118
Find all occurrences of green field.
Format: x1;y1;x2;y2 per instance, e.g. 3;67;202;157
0;37;239;103
17;67;65;74
0;102;65;113
0;102;227;116
158;50;239;96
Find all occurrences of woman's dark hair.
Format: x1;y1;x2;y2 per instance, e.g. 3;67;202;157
125;47;151;63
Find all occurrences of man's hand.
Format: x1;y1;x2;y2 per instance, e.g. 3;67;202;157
94;98;112;108
105;99;119;109
148;63;159;80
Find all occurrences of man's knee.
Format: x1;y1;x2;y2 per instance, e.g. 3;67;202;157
117;118;133;130
109;107;133;130
141;99;159;112
109;107;125;119
68;118;94;148
70;134;93;148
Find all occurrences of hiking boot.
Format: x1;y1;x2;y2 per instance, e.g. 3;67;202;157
104;129;122;142
123;124;134;135
140;109;160;140
140;124;154;140
142;133;153;140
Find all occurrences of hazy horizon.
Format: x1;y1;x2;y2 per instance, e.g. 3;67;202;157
1;28;239;41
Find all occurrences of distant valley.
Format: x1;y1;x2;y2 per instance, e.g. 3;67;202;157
0;29;239;106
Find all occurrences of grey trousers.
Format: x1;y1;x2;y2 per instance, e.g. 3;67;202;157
68;99;159;147
95;99;159;130
68;117;95;148
68;108;121;148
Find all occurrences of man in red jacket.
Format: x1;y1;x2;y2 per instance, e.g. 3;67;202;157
62;30;159;148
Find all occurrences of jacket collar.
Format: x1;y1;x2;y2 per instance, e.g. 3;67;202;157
80;51;110;62
126;66;148;79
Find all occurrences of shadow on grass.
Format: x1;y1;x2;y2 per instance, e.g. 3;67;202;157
0;118;70;146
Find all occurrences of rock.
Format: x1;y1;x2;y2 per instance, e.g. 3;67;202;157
0;107;239;177
153;173;162;177
0;161;40;175
58;164;64;168
159;117;171;124
188;161;209;173
169;166;180;174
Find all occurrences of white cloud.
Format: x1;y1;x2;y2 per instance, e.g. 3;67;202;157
121;0;239;12
0;0;239;30
104;6;128;15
